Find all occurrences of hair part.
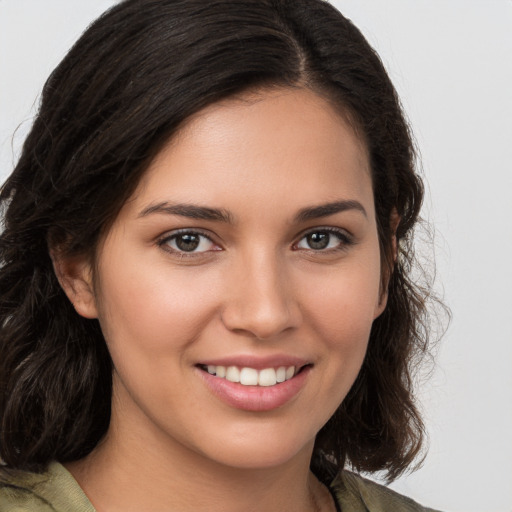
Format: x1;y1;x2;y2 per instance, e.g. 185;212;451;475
1;0;441;481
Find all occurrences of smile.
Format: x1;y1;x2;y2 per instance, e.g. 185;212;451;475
197;361;312;411
200;365;298;387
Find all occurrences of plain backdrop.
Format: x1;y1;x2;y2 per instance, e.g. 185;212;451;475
1;1;511;511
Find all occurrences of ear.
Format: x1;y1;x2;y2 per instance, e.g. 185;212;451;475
374;288;388;319
374;209;401;318
50;249;99;319
390;208;400;264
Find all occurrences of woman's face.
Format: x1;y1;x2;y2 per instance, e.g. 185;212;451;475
77;88;385;470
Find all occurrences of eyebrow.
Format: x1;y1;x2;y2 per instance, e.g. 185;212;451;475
138;199;366;224
295;200;367;222
138;202;233;223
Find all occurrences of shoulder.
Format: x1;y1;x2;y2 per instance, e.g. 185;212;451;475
0;463;94;512
330;470;441;512
0;466;55;512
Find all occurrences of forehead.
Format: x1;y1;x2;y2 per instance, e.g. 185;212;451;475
127;87;373;220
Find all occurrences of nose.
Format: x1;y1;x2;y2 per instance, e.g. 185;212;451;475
220;251;302;340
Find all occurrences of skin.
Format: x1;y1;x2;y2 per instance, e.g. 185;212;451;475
57;87;386;512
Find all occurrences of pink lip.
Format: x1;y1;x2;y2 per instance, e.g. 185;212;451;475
196;364;311;412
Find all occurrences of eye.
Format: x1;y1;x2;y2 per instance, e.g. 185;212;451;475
295;228;352;251
159;230;219;254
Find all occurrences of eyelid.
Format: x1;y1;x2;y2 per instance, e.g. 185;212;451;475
157;228;222;255
293;226;355;251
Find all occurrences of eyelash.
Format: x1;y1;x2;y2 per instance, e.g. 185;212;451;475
157;227;354;256
293;227;354;253
157;229;219;257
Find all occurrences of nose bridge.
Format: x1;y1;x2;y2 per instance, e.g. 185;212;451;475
221;247;300;339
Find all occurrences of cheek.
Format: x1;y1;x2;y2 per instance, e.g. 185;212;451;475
95;257;223;357
300;257;381;387
304;257;381;335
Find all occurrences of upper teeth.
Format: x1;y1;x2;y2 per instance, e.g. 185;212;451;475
205;365;297;387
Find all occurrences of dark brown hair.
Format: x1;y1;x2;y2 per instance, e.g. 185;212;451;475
1;0;436;481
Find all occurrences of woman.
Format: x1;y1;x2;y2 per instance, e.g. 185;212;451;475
0;0;439;510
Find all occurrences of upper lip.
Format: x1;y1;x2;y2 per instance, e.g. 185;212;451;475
197;355;311;370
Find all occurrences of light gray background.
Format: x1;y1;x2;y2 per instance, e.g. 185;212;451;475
1;1;511;511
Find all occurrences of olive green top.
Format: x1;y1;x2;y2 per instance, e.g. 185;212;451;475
0;462;439;511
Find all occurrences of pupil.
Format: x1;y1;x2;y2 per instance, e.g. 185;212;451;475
176;234;200;251
307;232;329;250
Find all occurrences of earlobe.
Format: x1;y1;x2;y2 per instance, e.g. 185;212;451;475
50;250;98;319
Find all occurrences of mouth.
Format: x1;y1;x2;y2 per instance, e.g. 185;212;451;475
196;360;312;411
197;364;310;387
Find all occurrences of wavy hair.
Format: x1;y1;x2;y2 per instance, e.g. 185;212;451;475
1;0;439;480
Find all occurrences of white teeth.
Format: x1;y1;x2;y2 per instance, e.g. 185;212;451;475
258;368;277;387
240;367;258;385
204;364;299;387
226;366;240;383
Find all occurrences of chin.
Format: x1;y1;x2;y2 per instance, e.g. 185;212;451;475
190;427;317;472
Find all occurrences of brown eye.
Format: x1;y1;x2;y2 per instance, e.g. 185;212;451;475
295;229;353;251
175;233;201;252
305;232;329;250
160;231;218;253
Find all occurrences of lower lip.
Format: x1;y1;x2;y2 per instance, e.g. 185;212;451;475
197;366;311;412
